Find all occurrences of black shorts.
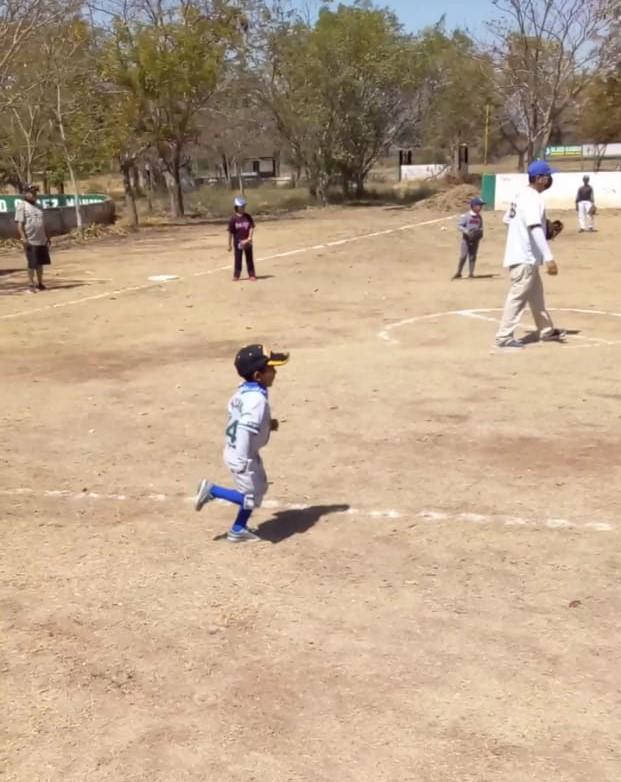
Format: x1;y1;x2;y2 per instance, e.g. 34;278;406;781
25;244;51;269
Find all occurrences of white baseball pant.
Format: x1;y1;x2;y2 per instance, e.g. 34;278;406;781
577;201;594;231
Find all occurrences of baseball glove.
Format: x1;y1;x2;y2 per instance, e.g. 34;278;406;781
466;228;483;242
545;219;564;240
588;204;597;216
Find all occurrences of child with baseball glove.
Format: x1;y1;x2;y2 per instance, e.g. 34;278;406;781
452;197;485;279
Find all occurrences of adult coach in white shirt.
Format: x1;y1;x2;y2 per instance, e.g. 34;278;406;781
495;159;566;349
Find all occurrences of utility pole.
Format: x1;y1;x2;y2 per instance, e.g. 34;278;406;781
483;103;491;166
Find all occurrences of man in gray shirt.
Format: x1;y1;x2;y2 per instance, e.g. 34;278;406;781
15;184;51;293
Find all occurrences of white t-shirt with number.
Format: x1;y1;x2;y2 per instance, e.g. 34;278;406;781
223;381;271;469
503;186;553;267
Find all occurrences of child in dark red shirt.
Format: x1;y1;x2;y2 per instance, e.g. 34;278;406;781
228;197;256;281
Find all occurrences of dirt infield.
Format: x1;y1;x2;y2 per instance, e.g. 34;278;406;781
2;205;620;781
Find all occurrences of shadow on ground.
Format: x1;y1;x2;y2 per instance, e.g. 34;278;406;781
258;504;350;543
233;274;274;281
522;328;580;344
0;279;94;296
212;503;350;544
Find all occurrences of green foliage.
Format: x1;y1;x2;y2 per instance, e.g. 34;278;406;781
105;1;241;215
51;20;110;171
580;65;621;143
313;4;419;193
417;26;496;162
0;11;109;190
263;2;422;199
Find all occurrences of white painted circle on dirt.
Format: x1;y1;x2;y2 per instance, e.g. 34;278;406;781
378;307;621;350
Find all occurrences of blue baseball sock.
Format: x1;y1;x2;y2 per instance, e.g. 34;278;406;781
232;507;253;532
209;484;244;505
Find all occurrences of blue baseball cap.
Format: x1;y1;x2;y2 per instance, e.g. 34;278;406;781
527;159;556;177
470;197;485;207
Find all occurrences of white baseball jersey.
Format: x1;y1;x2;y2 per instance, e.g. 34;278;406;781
503;186;552;267
223;381;271;469
502;195;518;225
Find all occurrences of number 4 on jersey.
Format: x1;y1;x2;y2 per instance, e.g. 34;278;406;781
225;420;238;446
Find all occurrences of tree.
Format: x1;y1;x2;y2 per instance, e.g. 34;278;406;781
107;0;241;217
0;3;109;225
42;13;110;233
100;83;148;228
489;0;614;164
311;4;422;196
258;1;424;201
0;0;65;101
259;16;336;202
579;65;621;167
202;69;278;193
417;25;496;172
0;1;74;188
0;47;53;188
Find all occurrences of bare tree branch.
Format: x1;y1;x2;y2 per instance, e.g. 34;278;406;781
488;0;614;162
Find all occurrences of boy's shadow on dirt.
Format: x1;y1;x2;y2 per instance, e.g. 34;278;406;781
258;504;349;543
212;503;349;544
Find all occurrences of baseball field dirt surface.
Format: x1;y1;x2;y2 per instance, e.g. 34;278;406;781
2;204;620;781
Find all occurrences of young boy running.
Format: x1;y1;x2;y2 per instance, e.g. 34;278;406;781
452;197;485;279
228;196;256;281
195;344;289;542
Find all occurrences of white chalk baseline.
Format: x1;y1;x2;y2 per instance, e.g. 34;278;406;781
0;487;614;533
0;214;456;321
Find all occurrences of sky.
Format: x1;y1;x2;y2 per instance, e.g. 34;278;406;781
297;0;497;36
385;0;495;36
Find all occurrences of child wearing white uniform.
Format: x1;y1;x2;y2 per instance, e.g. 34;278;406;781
195;344;289;542
575;175;595;232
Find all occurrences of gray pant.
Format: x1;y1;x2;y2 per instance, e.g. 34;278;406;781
456;238;479;277
496;263;555;344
